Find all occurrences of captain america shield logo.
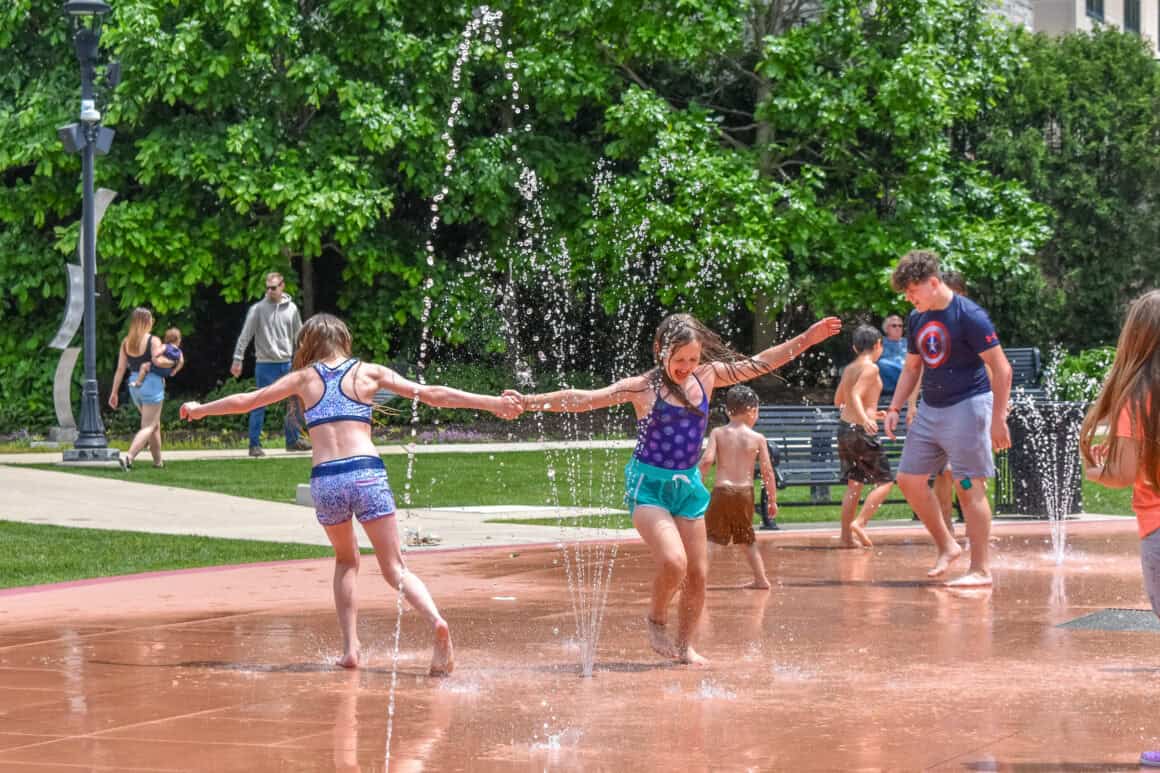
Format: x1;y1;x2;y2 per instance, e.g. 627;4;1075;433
916;321;950;368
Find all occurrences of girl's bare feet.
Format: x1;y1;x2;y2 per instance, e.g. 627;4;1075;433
945;570;992;588
744;578;771;590
429;619;454;677
676;643;709;667
647;617;677;658
927;543;964;578
338;641;361;669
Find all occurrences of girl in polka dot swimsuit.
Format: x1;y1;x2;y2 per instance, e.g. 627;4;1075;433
182;314;522;675
510;312;841;665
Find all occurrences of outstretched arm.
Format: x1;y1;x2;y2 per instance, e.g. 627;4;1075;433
513;374;648;414
710;317;843;388
182;370;306;421
377;365;522;419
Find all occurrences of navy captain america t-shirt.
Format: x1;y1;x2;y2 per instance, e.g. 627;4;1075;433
907;294;999;408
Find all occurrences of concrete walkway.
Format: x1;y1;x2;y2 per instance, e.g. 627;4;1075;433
0;463;633;551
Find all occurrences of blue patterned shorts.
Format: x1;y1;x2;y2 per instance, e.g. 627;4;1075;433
310;456;396;527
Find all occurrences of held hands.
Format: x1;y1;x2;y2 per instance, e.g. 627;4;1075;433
494;391;524;420
803;317;843;348
180;401;203;422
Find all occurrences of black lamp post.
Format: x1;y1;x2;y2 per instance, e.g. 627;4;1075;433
60;0;119;463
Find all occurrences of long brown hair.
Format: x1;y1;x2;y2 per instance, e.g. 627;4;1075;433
123;307;154;355
649;313;767;416
1079;290;1160;492
293;313;353;371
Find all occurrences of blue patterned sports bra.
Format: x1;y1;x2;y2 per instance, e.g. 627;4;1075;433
303;358;373;429
632;374;709;470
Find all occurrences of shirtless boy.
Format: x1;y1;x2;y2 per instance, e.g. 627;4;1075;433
833;325;895;548
698;385;775;589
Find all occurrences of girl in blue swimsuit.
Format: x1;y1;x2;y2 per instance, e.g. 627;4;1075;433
512;312;841;664
181;313;522;674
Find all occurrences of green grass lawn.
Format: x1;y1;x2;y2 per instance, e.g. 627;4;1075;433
0;520;335;590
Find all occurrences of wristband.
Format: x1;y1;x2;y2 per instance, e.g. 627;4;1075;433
886;407;900;415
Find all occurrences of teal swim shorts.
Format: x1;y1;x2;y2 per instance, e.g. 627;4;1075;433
624;457;711;520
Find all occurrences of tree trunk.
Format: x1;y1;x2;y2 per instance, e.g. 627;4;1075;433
752;78;779;349
300;255;315;319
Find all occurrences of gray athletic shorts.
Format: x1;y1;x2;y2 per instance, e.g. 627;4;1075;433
1141;528;1160;620
898;392;995;480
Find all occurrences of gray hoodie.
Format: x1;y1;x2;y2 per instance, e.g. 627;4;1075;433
232;293;302;364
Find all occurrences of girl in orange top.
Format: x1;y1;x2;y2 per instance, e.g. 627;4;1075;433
1079;289;1160;769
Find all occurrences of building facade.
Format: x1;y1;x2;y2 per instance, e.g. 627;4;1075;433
1021;0;1160;55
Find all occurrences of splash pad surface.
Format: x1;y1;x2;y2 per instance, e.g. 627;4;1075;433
0;519;1156;771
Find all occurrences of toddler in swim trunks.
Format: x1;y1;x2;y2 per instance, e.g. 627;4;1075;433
698;385;774;589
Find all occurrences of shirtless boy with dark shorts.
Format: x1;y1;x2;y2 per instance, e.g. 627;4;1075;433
834;325;895;548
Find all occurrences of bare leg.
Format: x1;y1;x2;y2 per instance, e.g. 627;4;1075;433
897;472;962;578
673;517;709;666
743;543;770;589
127;402;162;463
149;417;163;466
838;482;863;548
852;482;894;548
934;467;955;534
632;506;688;659
323;521;361;668
360;515;453;676
945;478;993;587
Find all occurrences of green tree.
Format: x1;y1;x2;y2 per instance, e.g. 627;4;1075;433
973;28;1160;348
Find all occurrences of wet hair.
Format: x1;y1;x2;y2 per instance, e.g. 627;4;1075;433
891;249;941;293
942;270;968;296
1080;289;1160;492
725;385;759;415
163;327;182;345
123;307;154;355
293;313;352;371
852;324;882;354
649;313;767;416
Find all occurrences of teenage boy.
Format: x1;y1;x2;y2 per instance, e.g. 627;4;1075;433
884;250;1012;587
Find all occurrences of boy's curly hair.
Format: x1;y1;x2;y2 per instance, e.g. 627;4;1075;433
891;250;941;292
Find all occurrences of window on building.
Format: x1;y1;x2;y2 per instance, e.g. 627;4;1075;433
1126;0;1141;32
1086;0;1104;21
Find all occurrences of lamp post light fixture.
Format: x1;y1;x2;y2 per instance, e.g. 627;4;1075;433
60;0;120;464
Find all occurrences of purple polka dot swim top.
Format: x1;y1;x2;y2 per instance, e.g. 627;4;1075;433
303;358;373;429
632;374;709;470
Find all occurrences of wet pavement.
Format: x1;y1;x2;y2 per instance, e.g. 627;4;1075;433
1;519;1158;770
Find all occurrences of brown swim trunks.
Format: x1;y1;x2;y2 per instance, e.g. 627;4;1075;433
705;485;756;546
837;422;893;485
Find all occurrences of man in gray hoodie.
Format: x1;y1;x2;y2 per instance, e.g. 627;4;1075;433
230;272;309;456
